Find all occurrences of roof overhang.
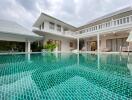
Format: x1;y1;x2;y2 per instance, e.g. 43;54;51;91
0;20;43;42
0;31;43;42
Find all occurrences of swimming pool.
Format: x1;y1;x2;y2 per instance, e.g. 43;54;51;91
0;53;132;100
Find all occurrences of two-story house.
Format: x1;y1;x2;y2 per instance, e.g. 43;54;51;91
33;13;77;52
33;6;132;52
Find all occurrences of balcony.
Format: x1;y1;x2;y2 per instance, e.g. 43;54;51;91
76;15;132;36
64;31;76;35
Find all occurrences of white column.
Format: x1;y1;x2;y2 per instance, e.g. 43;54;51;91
77;38;79;51
97;33;100;53
25;40;31;53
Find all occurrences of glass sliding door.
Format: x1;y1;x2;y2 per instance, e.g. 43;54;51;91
106;37;128;52
106;39;112;50
117;38;122;51
122;38;128;47
87;41;91;51
111;39;117;51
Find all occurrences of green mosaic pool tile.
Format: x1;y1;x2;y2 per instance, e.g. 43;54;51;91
41;76;129;100
75;66;132;98
31;64;132;99
0;53;132;100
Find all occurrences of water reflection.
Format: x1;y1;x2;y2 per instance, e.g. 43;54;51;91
0;53;131;79
25;53;31;63
127;55;132;76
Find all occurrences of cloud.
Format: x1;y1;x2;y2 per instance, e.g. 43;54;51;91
0;0;132;29
0;0;37;30
16;0;37;11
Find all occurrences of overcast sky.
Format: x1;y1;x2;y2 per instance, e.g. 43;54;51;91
0;0;132;30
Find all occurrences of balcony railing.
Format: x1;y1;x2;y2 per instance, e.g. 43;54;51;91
33;27;76;37
63;31;76;35
76;15;132;35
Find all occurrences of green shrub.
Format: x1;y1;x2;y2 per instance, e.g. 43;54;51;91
44;41;57;51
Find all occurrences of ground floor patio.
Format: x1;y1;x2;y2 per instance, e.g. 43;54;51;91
78;30;132;53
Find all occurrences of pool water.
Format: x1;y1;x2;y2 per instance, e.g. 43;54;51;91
0;53;132;100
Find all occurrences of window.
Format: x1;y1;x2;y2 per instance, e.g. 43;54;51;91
92;27;94;31
94;26;95;30
99;25;101;29
39;25;41;30
89;28;91;31
106;23;108;27
114;21;116;26
117;20;120;25
42;22;44;29
120;19;123;24
57;25;61;32
95;26;97;30
99;24;102;29
106;22;110;27
123;18;126;23
49;22;55;30
126;17;129;23
102;23;105;28
107;22;110;27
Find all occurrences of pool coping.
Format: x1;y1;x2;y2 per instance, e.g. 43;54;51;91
0;51;131;55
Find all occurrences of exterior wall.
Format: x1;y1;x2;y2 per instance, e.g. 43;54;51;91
39;21;64;34
43;34;76;51
38;20;75;36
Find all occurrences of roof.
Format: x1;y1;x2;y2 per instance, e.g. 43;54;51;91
33;13;76;31
33;6;132;32
0;20;42;42
77;6;132;30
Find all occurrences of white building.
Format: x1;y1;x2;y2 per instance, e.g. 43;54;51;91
0;20;42;53
33;7;132;52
